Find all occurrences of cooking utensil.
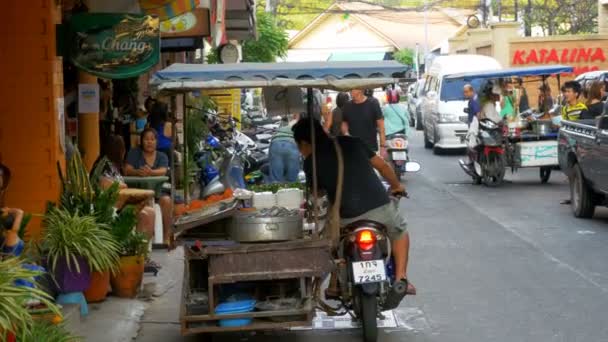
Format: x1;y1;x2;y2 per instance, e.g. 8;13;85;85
531;120;553;136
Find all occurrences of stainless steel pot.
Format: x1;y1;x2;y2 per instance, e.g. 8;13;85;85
230;213;303;242
532;120;553;136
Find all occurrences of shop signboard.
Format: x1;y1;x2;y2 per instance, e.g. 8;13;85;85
160;8;210;38
69;13;160;79
510;37;608;76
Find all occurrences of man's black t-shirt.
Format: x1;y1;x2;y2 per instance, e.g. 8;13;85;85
303;136;389;219
342;97;383;151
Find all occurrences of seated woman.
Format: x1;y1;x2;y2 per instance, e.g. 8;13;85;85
94;135;156;240
124;128;173;247
0;162;24;257
382;89;409;138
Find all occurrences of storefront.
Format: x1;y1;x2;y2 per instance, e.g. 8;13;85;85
0;0;253;239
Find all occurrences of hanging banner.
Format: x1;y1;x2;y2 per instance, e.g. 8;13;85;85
69;13;160;79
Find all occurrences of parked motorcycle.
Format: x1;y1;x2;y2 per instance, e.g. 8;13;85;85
385;133;409;180
328;162;420;342
459;118;505;187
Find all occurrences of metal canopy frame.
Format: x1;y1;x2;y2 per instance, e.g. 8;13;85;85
443;65;574;82
150;61;407;94
153;61;408;237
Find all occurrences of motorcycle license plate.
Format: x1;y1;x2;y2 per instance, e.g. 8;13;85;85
352;260;386;284
392;151;407;161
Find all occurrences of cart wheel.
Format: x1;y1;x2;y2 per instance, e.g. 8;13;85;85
540;167;552;184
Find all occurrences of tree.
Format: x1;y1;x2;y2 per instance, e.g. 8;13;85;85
242;12;289;62
393;48;415;66
207;11;288;63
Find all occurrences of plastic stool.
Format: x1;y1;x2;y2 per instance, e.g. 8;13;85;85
57;292;88;316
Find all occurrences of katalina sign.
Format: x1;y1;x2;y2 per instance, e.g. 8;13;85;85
512;47;607;75
69;13;160;79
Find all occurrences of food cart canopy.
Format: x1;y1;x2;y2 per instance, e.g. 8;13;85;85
444;65;574;82
150;61;408;94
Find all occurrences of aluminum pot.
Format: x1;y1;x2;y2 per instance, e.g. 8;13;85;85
230;213;303;242
532;120;553;136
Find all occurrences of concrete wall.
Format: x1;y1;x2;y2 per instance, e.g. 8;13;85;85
446;22;519;67
0;1;65;239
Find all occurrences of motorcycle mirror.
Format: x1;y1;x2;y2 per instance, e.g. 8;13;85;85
405;161;421;173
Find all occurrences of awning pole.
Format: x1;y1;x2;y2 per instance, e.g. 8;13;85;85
308;88;319;239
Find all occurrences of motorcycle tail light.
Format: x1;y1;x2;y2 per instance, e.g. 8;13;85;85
357;230;376;251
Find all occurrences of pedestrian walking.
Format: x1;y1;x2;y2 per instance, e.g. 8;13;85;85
342;88;386;155
324;92;349;136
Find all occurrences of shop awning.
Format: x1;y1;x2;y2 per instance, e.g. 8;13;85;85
444;65;574;81
150;61;408;93
327;51;389;62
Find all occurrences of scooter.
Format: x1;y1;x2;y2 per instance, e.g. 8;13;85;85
459;118;506;187
385;133;409;180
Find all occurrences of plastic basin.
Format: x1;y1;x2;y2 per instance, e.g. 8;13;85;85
216;299;256;327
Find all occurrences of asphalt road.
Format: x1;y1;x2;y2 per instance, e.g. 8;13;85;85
136;130;608;342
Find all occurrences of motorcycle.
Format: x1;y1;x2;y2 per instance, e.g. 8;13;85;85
459;118;506;187
328;162;420;342
385;133;409;180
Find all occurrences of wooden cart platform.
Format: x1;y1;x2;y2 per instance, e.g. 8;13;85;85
180;238;334;335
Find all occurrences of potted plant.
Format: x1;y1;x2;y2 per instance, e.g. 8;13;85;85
43;208;120;294
109;206;149;298
21;320;79;342
56;153;133;302
0;257;61;341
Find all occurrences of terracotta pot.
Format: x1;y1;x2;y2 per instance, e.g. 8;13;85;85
110;255;145;298
84;271;110;303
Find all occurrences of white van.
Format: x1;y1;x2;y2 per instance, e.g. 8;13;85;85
421;55;502;153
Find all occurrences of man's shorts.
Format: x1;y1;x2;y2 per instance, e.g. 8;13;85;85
340;197;408;241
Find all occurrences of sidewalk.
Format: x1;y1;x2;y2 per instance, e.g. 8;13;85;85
75;248;183;342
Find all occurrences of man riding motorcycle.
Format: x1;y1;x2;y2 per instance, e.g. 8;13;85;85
292;119;416;295
464;80;502;166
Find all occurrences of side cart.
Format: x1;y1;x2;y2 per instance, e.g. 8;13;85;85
444;65;573;183
149;61;407;337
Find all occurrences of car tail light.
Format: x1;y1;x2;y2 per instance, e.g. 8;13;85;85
357;230;376;251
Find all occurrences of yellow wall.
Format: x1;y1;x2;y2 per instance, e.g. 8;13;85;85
0;1;64;239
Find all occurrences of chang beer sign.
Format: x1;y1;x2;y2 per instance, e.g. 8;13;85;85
69;13;160;79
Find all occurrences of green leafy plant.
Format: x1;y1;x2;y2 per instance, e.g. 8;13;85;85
21;320;80;342
43;208;120;274
393;48;414;67
109;206;148;258
0;257;61;340
207;11;288;63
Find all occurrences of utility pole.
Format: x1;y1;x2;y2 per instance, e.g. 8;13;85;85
525;0;532;36
481;0;488;27
497;0;502;22
514;0;519;21
423;0;429;58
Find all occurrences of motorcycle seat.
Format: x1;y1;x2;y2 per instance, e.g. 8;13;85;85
342;219;387;233
387;132;407;140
